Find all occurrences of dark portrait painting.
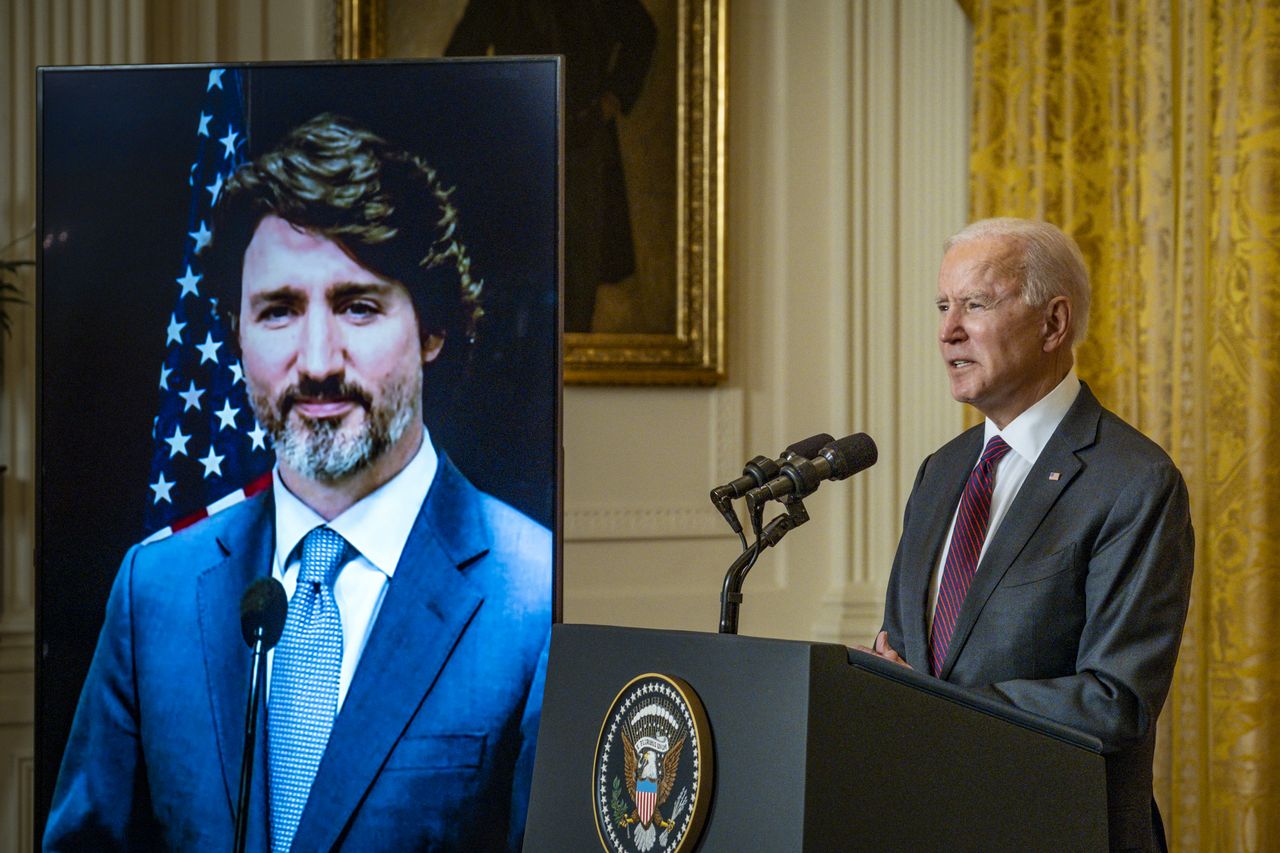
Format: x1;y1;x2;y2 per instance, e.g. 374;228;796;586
38;60;560;849
344;0;725;383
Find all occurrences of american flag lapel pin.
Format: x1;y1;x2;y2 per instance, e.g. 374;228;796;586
1048;472;1061;481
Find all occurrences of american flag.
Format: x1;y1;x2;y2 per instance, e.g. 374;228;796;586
143;67;273;543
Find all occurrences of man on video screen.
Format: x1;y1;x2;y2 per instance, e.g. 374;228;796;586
45;114;552;852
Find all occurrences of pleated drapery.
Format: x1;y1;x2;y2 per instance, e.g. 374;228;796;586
961;1;1280;848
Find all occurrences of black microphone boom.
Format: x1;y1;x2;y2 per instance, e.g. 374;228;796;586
710;433;834;503
235;577;287;853
720;432;877;634
710;433;833;534
746;433;878;506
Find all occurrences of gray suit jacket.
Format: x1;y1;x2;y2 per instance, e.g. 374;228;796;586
881;384;1193;852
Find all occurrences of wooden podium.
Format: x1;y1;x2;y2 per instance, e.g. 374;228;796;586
524;623;1108;852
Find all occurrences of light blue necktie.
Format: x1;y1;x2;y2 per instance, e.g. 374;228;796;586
269;526;348;852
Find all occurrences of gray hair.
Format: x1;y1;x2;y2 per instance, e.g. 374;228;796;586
944;218;1091;346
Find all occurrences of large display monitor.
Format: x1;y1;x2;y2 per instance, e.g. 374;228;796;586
37;59;560;849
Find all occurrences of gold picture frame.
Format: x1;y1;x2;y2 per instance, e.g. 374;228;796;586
335;0;725;385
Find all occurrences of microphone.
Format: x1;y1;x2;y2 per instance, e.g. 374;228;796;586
746;433;878;506
710;433;834;532
240;576;287;650
235;578;286;853
719;432;877;635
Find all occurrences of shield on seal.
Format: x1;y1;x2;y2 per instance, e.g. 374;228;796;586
636;778;657;826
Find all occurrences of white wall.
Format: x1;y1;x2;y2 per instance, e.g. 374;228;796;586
563;0;970;643
0;0;969;848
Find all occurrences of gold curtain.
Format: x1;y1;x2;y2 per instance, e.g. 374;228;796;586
964;0;1280;849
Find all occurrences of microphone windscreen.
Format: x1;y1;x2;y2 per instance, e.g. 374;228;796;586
240;577;287;650
785;433;835;459
826;433;878;479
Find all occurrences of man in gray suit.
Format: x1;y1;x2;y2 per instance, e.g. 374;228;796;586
864;218;1193;852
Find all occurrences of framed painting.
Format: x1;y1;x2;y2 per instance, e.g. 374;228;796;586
337;0;725;384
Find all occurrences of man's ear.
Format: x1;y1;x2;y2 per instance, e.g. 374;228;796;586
1042;296;1072;352
422;332;445;364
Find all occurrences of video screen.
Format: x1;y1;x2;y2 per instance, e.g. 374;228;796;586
38;59;560;850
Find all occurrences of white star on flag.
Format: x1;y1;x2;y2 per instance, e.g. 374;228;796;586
178;380;206;412
215;398;240;431
248;421;268;450
206;171;224;205
196;332;223;364
199;445;226;478
166;314;187;345
150;472;176;504
164;425;192;458
219;126;239;159
176;265;202;298
189;221;212;253
145;66;273;540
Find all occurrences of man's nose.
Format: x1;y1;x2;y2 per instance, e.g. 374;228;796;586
938;307;965;343
298;308;343;377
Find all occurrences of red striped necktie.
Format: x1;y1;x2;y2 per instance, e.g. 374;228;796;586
929;435;1012;676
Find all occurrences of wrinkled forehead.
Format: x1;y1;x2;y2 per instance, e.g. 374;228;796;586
937;237;1023;297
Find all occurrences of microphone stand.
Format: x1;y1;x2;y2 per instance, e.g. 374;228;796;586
718;497;810;634
235;627;269;853
718;542;760;635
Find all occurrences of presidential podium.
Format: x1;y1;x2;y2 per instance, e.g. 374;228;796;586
524;623;1109;852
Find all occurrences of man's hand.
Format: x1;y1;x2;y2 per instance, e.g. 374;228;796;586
852;630;912;669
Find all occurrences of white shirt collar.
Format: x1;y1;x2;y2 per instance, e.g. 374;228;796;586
272;428;439;578
984;370;1081;466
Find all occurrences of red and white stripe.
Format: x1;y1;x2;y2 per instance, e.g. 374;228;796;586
141;470;273;545
637;788;656;825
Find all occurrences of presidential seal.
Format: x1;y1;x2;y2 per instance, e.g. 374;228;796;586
593;673;713;853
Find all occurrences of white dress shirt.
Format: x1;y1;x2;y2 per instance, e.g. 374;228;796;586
267;431;439;709
927;371;1081;628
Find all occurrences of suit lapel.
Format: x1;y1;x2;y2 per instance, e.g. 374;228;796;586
195;491;276;825
294;456;489;852
902;430;981;670
938;387;1102;679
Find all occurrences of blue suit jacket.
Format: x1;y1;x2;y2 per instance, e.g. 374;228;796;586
45;455;553;852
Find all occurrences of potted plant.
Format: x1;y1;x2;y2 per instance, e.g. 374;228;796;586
0;261;29;337
0;234;31;479
0;232;31;337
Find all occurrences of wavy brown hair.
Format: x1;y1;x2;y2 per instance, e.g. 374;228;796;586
207;113;483;348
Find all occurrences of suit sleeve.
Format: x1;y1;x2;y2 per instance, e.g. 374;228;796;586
880;455;931;654
44;545;160;851
971;461;1195;753
506;628;550;853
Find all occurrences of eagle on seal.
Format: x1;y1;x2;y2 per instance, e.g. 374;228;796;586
620;727;684;842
